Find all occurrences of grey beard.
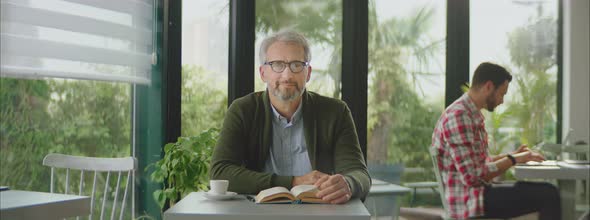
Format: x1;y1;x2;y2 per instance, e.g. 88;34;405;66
268;83;304;101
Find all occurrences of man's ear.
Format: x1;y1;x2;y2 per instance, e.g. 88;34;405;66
259;66;266;82
306;66;312;82
484;81;495;93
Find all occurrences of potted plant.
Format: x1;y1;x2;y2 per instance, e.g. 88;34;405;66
148;128;219;208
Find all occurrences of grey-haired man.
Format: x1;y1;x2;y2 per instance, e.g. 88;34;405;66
210;30;371;204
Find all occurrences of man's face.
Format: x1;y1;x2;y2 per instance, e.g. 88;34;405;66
485;81;509;112
259;41;311;102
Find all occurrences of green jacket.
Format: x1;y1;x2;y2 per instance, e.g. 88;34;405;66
210;90;371;199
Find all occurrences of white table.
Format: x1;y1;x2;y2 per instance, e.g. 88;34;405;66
365;179;411;219
164;192;370;220
514;161;590;220
0;190;91;220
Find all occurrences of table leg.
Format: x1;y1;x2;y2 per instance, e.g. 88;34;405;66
558;179;576;220
364;197;377;219
391;197;400;220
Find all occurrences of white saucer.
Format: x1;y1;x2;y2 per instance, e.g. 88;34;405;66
203;191;238;200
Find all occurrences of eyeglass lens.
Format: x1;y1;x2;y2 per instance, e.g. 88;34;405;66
269;61;306;73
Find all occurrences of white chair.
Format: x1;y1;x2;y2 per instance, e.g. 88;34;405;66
404;181;438;207
43;153;136;220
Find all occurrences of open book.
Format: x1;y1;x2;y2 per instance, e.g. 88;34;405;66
255;185;328;204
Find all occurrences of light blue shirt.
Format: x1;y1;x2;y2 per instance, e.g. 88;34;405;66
263;101;312;176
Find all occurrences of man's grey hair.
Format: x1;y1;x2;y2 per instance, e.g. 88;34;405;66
259;30;311;65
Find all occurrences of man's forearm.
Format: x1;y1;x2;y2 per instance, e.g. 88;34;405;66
491;153;508;161
343;169;371;199
482;156;514;182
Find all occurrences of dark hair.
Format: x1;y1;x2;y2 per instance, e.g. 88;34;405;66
471;62;512;89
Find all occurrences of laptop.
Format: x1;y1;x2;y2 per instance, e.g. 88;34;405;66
564;159;590;164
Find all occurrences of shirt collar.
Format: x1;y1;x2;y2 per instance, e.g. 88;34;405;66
461;93;485;125
270;100;303;124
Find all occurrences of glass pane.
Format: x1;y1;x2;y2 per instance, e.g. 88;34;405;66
255;0;342;99
470;1;559;156
0;77;132;216
181;0;229;136
367;0;446;190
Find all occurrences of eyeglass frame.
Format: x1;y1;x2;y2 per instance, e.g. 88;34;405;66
263;60;310;73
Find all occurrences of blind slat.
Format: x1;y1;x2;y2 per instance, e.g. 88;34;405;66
0;0;153;85
1;66;150;85
1;2;152;45
2;34;151;68
63;0;153;20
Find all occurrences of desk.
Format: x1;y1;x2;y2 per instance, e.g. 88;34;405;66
164;192;370;220
0;190;90;220
365;179;411;219
514;162;590;220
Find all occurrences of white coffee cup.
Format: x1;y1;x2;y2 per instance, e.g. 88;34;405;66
209;180;229;195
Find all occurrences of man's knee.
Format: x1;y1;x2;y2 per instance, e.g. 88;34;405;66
517;181;560;201
542;183;560;201
533;182;560;201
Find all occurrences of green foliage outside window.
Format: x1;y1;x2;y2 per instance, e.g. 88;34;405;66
1;78;52;190
505;16;557;146
485;11;558;158
180;65;227;137
0;78;131;191
367;3;444;176
0;77;132;217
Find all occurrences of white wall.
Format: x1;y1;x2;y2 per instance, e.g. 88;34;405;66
563;0;590;144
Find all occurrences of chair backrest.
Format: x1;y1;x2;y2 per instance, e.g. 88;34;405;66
429;147;450;218
43;153;137;220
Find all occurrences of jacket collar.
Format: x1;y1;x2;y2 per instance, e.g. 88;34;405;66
302;91;317;169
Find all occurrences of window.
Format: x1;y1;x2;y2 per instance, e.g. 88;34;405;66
255;0;343;99
181;0;229;136
470;0;559;156
367;0;446;190
1;0;154;217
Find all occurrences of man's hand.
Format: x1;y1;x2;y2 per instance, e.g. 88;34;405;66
314;174;351;204
292;170;329;186
512;144;530;154
513;150;545;163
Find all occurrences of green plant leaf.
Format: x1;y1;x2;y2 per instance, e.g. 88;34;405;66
150;170;164;183
153;190;165;209
164;143;173;153
172;158;179;168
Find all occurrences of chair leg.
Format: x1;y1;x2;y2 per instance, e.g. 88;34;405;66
410;188;417;207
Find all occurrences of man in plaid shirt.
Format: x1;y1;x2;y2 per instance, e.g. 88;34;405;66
431;62;561;220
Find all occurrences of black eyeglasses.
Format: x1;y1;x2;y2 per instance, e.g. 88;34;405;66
263;61;309;73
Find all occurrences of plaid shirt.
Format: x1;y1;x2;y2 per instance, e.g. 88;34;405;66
431;94;498;219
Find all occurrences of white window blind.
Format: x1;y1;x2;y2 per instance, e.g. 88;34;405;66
1;0;155;84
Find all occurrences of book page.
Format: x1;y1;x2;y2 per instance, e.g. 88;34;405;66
292;185;329;203
290;185;318;198
255;186;295;203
